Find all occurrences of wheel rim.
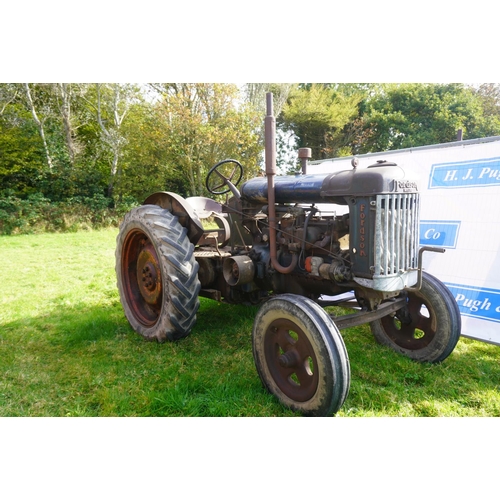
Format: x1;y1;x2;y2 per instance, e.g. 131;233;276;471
121;229;163;326
263;318;319;402
381;291;436;350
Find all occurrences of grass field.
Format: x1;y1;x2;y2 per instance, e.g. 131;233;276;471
1;228;499;417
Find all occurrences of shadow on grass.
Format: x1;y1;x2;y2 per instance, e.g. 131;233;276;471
2;296;499;416
0;297;291;416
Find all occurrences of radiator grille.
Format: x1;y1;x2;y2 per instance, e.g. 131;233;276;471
374;193;420;278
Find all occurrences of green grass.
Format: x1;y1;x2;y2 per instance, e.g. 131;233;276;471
1;228;499;417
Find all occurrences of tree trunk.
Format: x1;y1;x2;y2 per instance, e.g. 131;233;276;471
96;84;128;200
58;83;76;166
24;83;54;170
107;148;120;198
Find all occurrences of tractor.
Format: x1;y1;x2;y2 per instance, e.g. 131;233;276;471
115;93;461;416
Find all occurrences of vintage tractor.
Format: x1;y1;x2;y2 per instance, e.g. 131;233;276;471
115;93;461;416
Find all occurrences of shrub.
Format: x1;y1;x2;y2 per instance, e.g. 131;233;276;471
0;191;139;235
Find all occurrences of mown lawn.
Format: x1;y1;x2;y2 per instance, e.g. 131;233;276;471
1;228;499;417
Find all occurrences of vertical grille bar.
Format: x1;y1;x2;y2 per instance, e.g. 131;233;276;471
375;196;382;273
395;194;401;273
383;194;389;274
410;196;415;267
374;193;420;278
389;195;395;275
402;195;408;270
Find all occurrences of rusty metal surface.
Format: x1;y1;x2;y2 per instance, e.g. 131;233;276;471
121;229;162;326
264;318;319;402
143;191;204;244
331;297;406;330
378;290;438;350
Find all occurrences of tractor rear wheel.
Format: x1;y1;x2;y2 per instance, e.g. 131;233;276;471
116;205;201;342
252;294;350;416
370;272;460;363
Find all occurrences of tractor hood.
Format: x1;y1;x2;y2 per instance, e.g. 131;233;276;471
240;163;419;205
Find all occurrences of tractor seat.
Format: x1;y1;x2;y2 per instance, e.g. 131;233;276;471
186;196;231;247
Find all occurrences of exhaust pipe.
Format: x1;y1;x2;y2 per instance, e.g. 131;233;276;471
265;92;297;274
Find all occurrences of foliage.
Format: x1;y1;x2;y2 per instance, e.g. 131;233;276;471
2;82;500;227
359;83;500;152
0;103;46;196
280;83;366;160
0;83;263;208
245;83;297;173
145;84;263;198
0;190;137;235
278;83;500;161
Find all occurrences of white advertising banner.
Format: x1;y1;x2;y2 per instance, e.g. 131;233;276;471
310;137;500;345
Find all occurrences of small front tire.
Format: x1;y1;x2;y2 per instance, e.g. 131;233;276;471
370;272;460;363
252;294;350;416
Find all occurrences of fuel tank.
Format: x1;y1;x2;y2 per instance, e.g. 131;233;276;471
240;162;418;204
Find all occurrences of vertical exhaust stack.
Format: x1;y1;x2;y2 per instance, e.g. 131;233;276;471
298;148;312;175
265;93;277;178
265;92;297;274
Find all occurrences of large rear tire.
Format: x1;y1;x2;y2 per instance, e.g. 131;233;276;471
370;272;460;363
116;205;201;342
252;294;350;416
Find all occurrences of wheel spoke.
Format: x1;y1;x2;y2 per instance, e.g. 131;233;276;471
264;319;319;402
227;166;238;182
294;360;315;386
206;160;243;195
213;169;228;181
413;312;434;335
381;289;437;349
210;179;226;191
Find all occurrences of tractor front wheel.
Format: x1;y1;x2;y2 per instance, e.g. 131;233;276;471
252;294;350;416
115;205;201;342
370;272;460;363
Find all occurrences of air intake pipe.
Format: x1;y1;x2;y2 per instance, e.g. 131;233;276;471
265;92;297;274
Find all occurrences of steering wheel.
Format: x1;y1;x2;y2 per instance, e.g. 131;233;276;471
206;159;243;195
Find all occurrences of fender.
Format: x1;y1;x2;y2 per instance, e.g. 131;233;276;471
143;191;204;245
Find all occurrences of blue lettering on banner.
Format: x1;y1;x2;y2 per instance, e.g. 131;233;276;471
419;221;461;248
429;156;500;189
445;283;500;323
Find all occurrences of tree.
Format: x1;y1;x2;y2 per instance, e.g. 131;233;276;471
54;83;77;166
359;83;500;152
142;83;262;198
473;83;500;134
1;83;115;201
0;95;46;196
23;83;54;170
95;83;139;198
475;83;500;117
0;84;19;116
280;84;363;160
244;83;297;172
119;96;186;201
245;83;294;117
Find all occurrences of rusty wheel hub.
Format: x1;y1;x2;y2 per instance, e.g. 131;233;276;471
137;248;161;305
263;319;319;402
382;293;435;350
121;230;162;326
